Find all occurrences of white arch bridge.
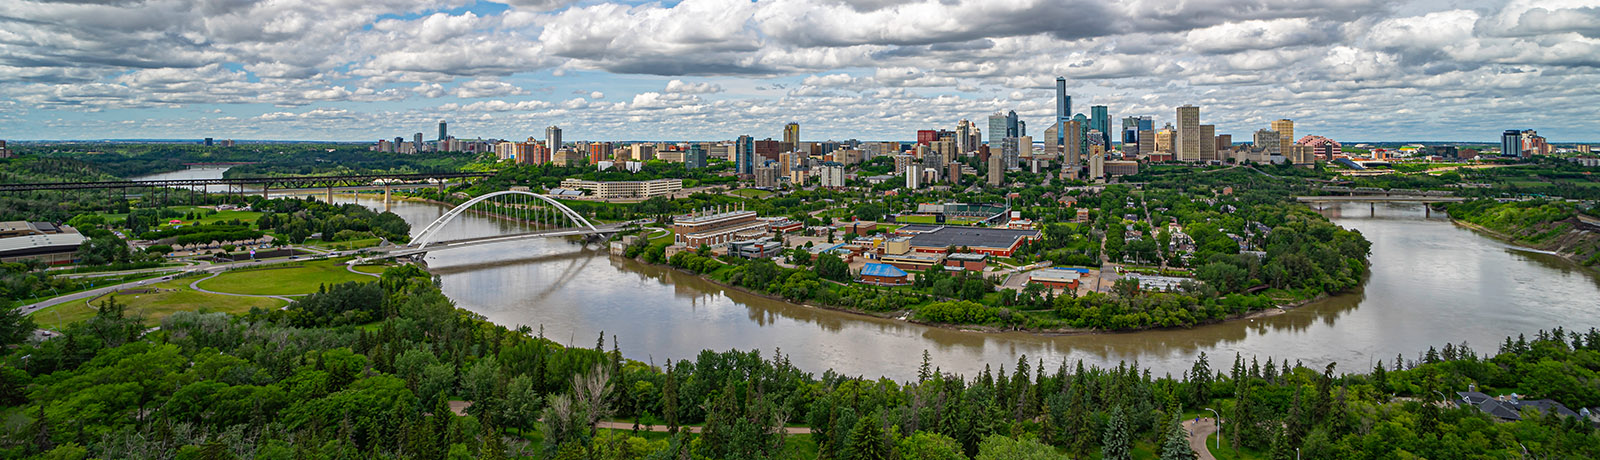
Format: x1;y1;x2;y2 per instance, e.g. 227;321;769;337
359;191;631;261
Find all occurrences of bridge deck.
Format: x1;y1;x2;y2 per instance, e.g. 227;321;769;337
1295;195;1466;203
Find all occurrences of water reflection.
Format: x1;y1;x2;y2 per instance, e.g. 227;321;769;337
328;194;1600;381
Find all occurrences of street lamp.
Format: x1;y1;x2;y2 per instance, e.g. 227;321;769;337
1204;407;1221;452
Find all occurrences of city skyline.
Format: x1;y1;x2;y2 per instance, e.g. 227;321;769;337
1;0;1597;142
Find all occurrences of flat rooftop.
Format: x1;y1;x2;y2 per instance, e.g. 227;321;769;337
902;225;1040;250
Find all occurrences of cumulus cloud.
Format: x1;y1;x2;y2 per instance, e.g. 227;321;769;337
664;79;724;94
0;0;1597;142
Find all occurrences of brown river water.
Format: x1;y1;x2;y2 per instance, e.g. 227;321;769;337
317;194;1600;381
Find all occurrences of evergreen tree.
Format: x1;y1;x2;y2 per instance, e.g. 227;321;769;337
1159;418;1197;460
1101;406;1131;460
847;415;892;460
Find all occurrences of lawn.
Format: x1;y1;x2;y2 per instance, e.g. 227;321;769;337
196;258;376;296
729;188;774;198
33;278;285;329
895;215;937;224
352;264;390;275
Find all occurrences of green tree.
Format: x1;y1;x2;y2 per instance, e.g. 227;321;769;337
1159;419;1197;460
1102;405;1132;460
847;415;893;460
975;434;1063;460
898;431;966;460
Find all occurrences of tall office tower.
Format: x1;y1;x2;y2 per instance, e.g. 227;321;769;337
394;137;405;153
735;135;755;174
1175;105;1200;161
1138;129;1154;156
955;119;974;153
988;113;1008;149
1215;134;1233;153
414;133;424;152
1271;119;1294;160
1090;105;1110;147
545;126;563;152
204;138;213;146
1055;76;1070;152
1199;125;1216;161
1002;137;1019;170
783;122;800;149
1501;129;1522;157
1120;116;1141;155
987;150;1004;186
438;120;447;141
1006;110;1019;137
1017;136;1032;161
970;128;981;154
1254;129;1281;157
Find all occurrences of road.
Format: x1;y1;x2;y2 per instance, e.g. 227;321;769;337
14;252;359;319
1182;417;1219;460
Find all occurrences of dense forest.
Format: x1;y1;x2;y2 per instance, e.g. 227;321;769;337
2;264;1598;459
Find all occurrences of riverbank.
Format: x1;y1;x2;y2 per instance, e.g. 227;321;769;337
610;251;1341;338
1451;218;1600;275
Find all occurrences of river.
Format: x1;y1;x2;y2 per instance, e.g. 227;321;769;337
140;166;1600;380
340;196;1600;381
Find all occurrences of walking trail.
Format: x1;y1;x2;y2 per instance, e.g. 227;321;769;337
1182;416;1219;460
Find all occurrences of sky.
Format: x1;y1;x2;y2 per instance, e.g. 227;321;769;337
0;0;1597;143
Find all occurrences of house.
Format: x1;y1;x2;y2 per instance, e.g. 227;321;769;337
859;263;910;286
1457;391;1582;421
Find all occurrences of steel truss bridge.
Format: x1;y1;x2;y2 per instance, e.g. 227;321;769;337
357;190;630;261
0;172;492;193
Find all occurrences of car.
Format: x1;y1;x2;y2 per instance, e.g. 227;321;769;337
289;256;299;260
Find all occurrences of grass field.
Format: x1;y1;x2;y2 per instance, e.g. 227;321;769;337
196;258;376;296
33;278;285;329
729;188;774;198
894;215;937;224
351;264;390;274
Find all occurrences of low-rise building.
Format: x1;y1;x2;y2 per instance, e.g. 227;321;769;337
558;178;682;199
728;238;784;259
1029;267;1090;290
943;252;988;271
0;222;84;265
859;263;910;286
896;224;1040;257
880;252;944;272
673;210;771;247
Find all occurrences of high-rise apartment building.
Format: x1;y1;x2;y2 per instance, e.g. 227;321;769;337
1199;124;1216;161
905;163;922;190
1175;105;1200;161
1065;120;1084;165
438;120;447;141
1215;135;1232;153
955;119;974;153
735;135;755;174
545;126;562;153
783;122;800;149
987;151;1004;186
1501;130;1521;157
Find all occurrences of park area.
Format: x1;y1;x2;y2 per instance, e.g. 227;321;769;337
33;257;388;329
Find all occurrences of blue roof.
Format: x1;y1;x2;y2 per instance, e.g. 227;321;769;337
860;263;908;278
1048;267;1091;274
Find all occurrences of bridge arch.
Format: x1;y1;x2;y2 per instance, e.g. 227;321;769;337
411;190;602;249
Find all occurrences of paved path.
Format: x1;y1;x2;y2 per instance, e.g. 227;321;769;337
188;272;297;303
1182;417;1219;460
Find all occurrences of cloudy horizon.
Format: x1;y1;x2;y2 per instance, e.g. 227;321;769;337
1;0;1596;143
